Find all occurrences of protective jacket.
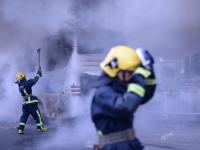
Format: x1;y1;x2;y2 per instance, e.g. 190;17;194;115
18;75;40;104
91;72;156;150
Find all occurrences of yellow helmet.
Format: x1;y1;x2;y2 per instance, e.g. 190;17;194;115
100;45;141;77
16;72;25;81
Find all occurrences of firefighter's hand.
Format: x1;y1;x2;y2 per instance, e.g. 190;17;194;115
37;67;42;77
136;48;154;71
145;50;154;67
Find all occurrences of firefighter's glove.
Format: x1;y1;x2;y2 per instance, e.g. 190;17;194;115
143;50;155;76
37;67;42;77
136;48;154;71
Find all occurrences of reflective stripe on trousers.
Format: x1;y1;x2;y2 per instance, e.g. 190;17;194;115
36;110;44;129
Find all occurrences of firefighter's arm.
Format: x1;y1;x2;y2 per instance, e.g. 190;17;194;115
135;49;157;104
141;71;157;104
94;75;146;116
28;67;42;86
134;66;157;104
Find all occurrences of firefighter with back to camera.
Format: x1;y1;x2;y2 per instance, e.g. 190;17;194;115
15;67;47;134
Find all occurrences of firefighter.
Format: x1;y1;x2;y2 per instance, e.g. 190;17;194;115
16;67;47;134
91;46;156;150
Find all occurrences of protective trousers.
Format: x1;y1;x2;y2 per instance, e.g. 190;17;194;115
18;103;44;131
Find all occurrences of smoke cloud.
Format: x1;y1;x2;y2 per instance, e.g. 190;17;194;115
0;0;199;149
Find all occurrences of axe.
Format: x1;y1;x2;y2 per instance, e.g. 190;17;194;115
37;48;41;68
37;48;42;77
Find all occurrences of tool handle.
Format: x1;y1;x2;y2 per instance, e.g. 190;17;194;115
37;48;41;67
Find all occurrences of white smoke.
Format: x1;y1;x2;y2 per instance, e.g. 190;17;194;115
0;53;20;122
0;0;74;34
0;0;76;123
0;0;199;149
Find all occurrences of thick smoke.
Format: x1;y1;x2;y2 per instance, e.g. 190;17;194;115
0;0;74;123
0;0;199;149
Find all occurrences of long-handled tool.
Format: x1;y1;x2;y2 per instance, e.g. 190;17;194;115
37;48;41;68
37;48;42;77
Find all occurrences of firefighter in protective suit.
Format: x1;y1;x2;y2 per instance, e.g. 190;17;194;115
91;46;156;150
16;67;47;134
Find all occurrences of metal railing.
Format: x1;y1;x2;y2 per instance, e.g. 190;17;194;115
143;87;200;116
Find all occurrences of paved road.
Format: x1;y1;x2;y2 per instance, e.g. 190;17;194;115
0;118;90;150
136;117;200;150
0;117;200;150
0;124;54;150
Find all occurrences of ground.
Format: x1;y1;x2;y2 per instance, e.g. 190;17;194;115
0;116;200;150
136;116;200;150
